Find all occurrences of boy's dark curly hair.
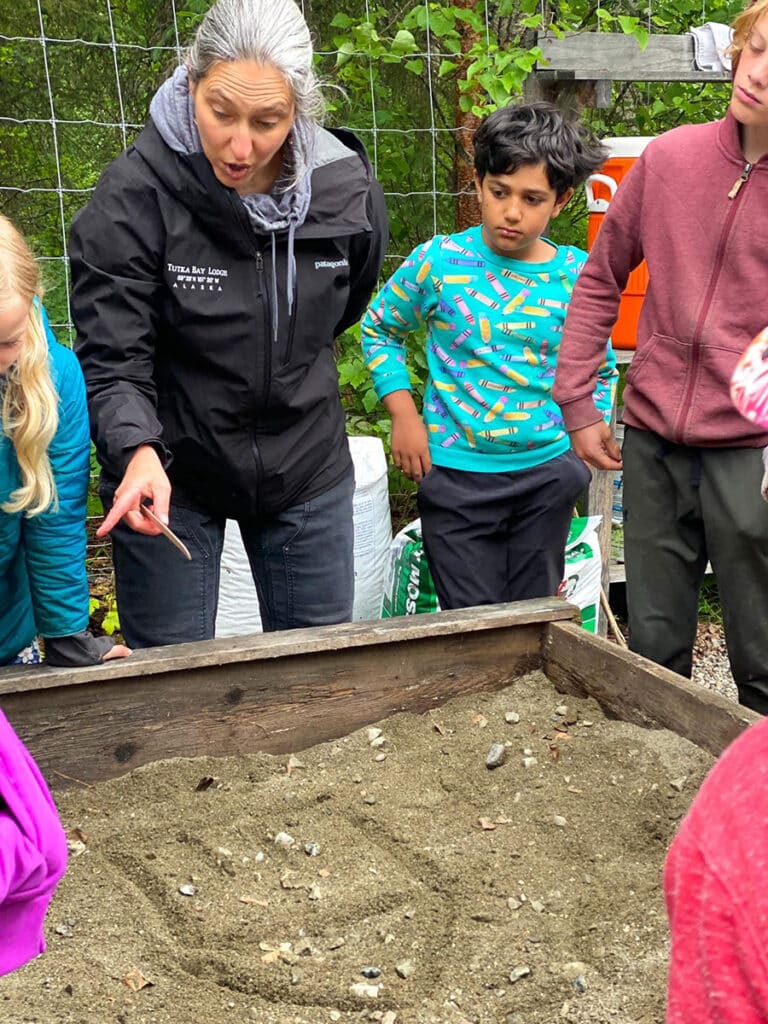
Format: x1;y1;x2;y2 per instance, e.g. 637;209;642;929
473;101;608;197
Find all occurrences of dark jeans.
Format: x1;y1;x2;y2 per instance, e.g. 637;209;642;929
106;470;355;649
416;451;591;610
622;426;768;714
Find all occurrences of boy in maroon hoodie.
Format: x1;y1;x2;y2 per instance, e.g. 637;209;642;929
553;0;768;713
0;709;67;975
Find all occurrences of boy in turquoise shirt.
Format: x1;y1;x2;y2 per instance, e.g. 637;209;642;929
361;102;617;609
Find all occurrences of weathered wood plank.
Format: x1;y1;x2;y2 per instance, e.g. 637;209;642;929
544;621;758;756
0;597;577;697
534;32;730;82
1;603;578;786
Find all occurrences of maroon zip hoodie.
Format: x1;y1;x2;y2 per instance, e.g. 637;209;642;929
553;112;768;448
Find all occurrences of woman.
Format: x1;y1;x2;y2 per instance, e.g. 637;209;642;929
0;214;129;666
69;0;388;648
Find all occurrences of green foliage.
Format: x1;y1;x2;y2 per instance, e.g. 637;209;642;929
698;579;724;624
88;595;121;635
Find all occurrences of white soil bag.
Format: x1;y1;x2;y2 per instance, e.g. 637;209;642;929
215;436;392;637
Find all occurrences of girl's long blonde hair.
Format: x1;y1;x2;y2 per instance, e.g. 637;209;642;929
0;215;59;516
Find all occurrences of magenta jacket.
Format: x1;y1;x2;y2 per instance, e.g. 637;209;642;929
553;112;768;448
0;709;67;975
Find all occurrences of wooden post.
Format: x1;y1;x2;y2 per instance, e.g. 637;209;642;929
454;0;481;231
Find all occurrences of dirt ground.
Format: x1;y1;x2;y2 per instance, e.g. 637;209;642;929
0;671;713;1024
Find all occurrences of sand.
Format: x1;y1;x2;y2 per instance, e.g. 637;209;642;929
0;670;713;1024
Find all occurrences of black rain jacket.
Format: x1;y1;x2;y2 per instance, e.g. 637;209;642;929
69;121;388;519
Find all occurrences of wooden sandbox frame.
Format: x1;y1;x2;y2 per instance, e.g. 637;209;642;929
0;598;757;788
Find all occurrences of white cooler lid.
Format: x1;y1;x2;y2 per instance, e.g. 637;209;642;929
602;136;655;158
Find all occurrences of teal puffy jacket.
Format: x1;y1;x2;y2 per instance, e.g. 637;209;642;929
0;309;91;665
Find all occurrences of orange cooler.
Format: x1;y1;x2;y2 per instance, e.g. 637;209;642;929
585;137;654;350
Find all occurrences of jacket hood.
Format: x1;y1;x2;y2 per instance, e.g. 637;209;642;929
716;108;752;165
132;119;375;251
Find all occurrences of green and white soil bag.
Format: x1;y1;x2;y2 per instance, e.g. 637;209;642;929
381;515;602;633
558;515;603;634
380;519;440;617
215;436;393;636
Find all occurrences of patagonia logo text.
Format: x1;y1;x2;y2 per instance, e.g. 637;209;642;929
315;258;349;271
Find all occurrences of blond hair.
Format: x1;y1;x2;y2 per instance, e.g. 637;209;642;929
729;0;768;73
0;215;59;515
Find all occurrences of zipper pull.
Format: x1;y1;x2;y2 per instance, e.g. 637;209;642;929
255;251;264;272
728;161;753;199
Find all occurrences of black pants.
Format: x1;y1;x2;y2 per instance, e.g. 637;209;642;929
103;470;355;649
623;426;768;714
416;451;591;610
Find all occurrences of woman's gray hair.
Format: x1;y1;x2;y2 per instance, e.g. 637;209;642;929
186;0;324;122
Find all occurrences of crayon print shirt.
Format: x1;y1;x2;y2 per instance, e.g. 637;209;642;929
362;226;617;472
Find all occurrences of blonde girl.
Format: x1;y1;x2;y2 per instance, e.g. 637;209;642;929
0;215;129;666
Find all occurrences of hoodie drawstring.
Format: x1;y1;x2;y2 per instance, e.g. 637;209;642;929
287;220;296;319
268;223;297;343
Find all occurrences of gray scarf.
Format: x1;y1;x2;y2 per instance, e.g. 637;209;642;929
150;64;316;340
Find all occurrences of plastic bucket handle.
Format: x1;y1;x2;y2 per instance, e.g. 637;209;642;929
585;173;618;213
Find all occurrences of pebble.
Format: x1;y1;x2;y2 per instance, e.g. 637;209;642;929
330;1012;341;1022
562;961;587;979
507;897;523;911
367;727;383;742
178;884;196;897
395;959;414;979
555;704;568;716
273;832;295;849
505;711;520;724
382;1013;398;1024
374;753;387;762
363;795;377;805
522;756;538;769
670;777;687;792
361;966;381;979
486;743;508;769
350;982;380;999
308;884;321;901
553;815;567;828
509;965;531;983
573;975;588;994
304;841;321;857
54;923;73;937
530;900;545;913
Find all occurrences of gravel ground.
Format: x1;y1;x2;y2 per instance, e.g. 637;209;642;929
691;621;738;703
611;617;737;703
